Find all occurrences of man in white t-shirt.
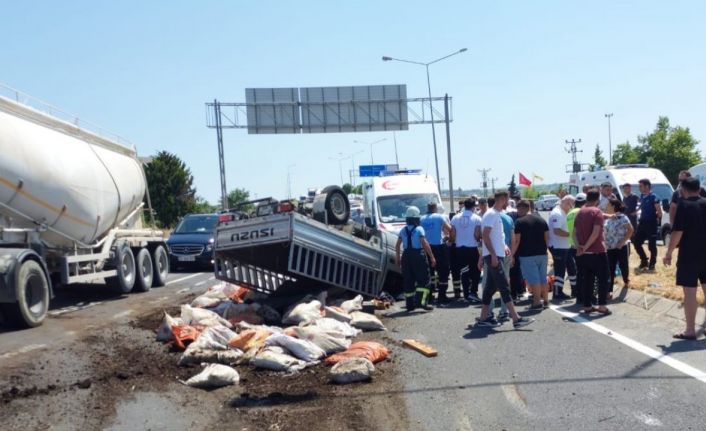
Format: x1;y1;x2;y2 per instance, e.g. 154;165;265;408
450;199;482;302
475;191;534;329
548;195;577;300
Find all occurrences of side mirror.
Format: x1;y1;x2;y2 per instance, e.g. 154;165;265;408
661;199;670;213
364;217;374;228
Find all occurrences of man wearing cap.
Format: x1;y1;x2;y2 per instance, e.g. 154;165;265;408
396;206;436;311
420;202;452;303
621;183;639;229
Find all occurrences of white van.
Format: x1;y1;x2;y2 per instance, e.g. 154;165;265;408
568;165;675;240
361;171;443;234
689;163;706;185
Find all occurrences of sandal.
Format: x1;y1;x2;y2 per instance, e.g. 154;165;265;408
596;308;612;316
582;307;597;314
673;332;697;341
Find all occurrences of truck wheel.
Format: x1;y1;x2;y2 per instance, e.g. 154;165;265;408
134;248;153;292
313;186;350;225
106;242;136;294
2;260;49;328
151;245;169;287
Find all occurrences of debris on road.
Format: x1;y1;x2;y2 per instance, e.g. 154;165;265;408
402;339;438;357
183;363;240;388
330;358;375;384
350;311;386;331
325;341;390;365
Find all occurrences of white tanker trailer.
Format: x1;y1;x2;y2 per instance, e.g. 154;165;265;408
0;84;169;327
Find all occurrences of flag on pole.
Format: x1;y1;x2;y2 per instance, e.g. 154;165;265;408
519;172;532;187
532;172;544;182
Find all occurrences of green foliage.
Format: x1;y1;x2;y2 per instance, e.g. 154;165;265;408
608;117;701;185
227;188;253;213
144;151;196;228
350;184;363;195
591;144;607;171
551;183;566;195
507;174;518;197
342;183;353;194
521;186;541;199
193;196;217;214
637;117;702;185
611;141;642;165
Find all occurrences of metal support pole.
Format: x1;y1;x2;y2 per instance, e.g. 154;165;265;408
393;131;399;167
214;99;228;210
605;113;613;165
444;94;454;212
427;66;441;194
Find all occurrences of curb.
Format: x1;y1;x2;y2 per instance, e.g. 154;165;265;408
617;286;706;324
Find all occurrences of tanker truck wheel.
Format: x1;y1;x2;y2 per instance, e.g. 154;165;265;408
133;248;154;293
2;260;49;328
106;242;136;294
151;245;169;287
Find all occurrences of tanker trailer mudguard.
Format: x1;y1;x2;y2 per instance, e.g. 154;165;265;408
0;249;54;303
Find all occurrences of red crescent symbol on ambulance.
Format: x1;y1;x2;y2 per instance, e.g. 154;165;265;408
382;180;398;190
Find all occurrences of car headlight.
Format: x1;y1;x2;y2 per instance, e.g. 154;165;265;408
205;244;213;252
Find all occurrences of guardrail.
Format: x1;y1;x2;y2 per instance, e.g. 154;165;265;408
0;82;133;149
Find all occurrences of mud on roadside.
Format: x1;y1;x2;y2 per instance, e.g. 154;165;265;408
0;304;410;431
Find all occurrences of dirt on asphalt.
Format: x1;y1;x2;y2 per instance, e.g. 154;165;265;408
0;302;410;431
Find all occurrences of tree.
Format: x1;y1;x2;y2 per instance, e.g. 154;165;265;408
227;188;253;212
352;184;363;195
341;183;353;194
522;186;541;199
144;151;196;227
611;141;642;165
507;174;518;198
193;196;217;214
637;116;702;185
591;144;607;171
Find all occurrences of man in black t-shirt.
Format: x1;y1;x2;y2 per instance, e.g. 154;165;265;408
621;183;639;229
664;177;706;340
669;170;706;231
512;200;550;309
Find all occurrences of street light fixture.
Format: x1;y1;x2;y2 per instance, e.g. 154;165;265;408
353;138;387;164
382;48;468;186
604;113;614;165
330;150;365;185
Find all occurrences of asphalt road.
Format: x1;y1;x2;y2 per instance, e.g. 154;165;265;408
384;294;706;430
0;270;218;365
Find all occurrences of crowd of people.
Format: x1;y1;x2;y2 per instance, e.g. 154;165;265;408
394;170;706;339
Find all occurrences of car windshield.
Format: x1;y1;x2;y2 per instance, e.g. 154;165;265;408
377;193;440;223
174;215;218;234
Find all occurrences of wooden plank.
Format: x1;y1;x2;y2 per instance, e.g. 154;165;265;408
402;339;438;357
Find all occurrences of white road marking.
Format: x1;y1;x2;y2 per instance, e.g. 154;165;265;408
112;310;133;319
551;305;706;385
194;280;207;287
49;301;103;316
0;344;47;360
166;273;205;286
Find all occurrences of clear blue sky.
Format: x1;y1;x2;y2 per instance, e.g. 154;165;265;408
3;1;705;203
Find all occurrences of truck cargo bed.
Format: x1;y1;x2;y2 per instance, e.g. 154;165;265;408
214;212;387;297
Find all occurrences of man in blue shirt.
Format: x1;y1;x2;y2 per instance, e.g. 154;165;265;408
396;206;437;311
634;178;662;271
420;202;452;303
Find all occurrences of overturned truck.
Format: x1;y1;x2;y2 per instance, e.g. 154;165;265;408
213;189;402;298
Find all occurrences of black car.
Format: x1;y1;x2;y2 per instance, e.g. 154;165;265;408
167;214;219;270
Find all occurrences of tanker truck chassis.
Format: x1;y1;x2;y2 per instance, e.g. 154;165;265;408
0;84;169;328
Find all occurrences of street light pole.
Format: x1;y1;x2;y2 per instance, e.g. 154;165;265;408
353;138;387;165
382;48;467;191
605;113;614;165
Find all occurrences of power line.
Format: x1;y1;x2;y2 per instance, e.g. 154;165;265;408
478;168;491;197
565;139;583;173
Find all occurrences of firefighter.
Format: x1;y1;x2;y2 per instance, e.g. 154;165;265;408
420;202;452;303
395;206;437;311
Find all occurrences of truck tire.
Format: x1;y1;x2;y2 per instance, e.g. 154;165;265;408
313;186;350;225
151;245;169;287
106;242;136;294
2;260;49;328
134;248;153;292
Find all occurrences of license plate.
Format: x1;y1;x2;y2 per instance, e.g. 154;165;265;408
178;256;196;262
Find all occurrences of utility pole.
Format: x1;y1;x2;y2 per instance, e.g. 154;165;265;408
392;131;399;167
604;113;613;165
478;168;491;197
490;177;498;194
286;164;295;199
565;139;583;173
213;99;228;210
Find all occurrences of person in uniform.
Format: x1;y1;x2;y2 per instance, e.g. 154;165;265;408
450;199;483;302
420;202;452;303
396;206;436;311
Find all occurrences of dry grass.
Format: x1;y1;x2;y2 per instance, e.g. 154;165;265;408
622;246;705;306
